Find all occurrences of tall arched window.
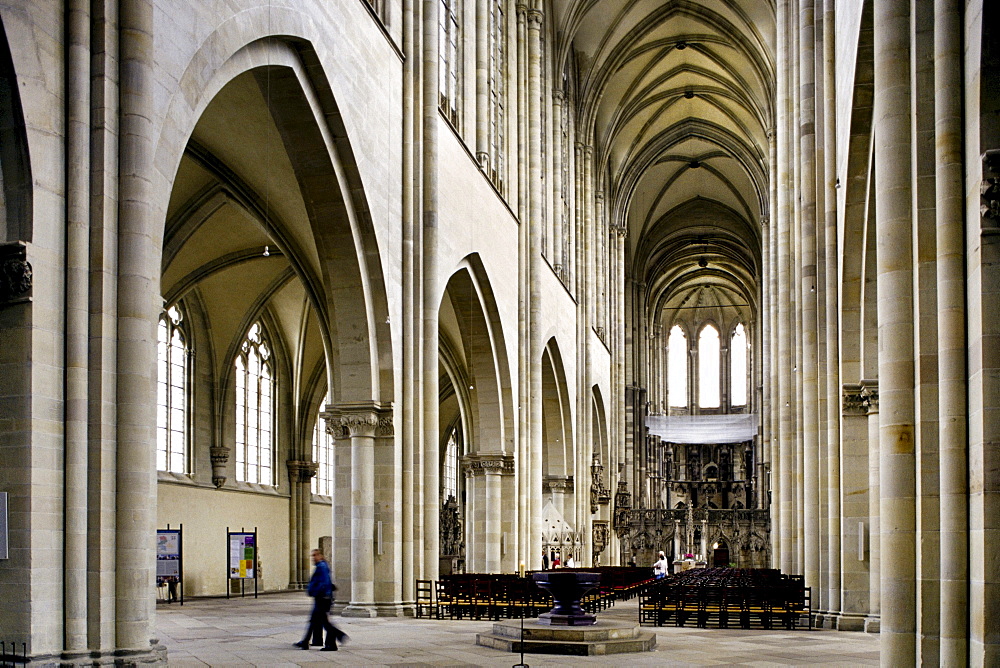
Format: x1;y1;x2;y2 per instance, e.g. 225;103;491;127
667;325;688;408
157;305;187;473
235;322;274;486
698;324;721;408
443;428;459;502
731;323;748;407
312;411;333;496
438;0;461;125
487;0;506;189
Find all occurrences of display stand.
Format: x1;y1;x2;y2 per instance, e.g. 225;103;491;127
226;527;258;599
156;524;183;605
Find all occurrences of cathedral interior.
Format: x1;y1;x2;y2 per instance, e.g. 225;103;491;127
0;0;997;665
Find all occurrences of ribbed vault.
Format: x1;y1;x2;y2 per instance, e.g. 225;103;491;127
554;0;773;314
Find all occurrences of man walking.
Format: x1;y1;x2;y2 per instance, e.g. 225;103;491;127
294;549;347;651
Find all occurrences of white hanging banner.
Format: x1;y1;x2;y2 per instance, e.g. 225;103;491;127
645;414;758;444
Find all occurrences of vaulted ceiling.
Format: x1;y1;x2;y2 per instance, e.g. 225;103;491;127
553;0;773;324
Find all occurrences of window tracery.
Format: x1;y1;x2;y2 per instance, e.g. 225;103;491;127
157;304;188;473
235;322;274;486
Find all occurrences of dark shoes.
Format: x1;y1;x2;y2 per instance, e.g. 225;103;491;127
293;641;309;650
321;645;337;651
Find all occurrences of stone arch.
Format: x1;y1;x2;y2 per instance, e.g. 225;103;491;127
541;338;574;479
439;257;514;456
839;0;874;383
153;22;393;408
0;14;31;243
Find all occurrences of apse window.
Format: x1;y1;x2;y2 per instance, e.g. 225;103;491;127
731;323;748;407
698;324;721;408
157;304;188;473
312;411;333;496
235;322;275;486
667;325;688;408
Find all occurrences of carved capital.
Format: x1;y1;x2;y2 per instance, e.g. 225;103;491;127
860;379;879;415
322;401;392;438
287;459;319;484
842;383;866;416
552;89;564;104
982;149;1000;231
463;452;514;477
543;475;574;493
0;243;32;305
526;9;543;28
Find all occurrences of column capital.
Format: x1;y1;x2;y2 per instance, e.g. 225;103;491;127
286;459;319;483
525;8;543;28
841;383;866;416
859;379;879;415
552;88;564;103
463;452;515;476
544;474;575;492
322;401;393;438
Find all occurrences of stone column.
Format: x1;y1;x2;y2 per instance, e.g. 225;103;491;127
287;460;318;586
838;384;870;631
65;0;91;652
552;90;565;274
873;0;917;660
422;0;441;583
797;0;820;600
934;0;967;663
822;0;842;629
474;0;489;167
861;380;880;634
324;412;352;607
116;0;158;652
466;454;513;573
775;0;795;576
333;403;388;617
526;7;545;570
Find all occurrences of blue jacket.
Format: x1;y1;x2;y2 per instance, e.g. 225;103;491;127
307;559;334;598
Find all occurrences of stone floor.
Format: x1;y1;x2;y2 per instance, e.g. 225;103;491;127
155;592;880;667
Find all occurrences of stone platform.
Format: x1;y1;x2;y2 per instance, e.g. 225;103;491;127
476;619;656;656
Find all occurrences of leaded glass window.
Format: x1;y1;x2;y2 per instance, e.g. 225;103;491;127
157;305;187;473
235;322;274;486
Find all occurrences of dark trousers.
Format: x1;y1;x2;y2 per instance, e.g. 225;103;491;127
303;596;342;647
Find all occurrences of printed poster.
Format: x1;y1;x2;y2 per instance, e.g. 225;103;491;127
229;533;255;579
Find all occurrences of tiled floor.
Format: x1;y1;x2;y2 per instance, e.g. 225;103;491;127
155;592;879;667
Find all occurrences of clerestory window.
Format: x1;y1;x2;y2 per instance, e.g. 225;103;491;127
667;325;688;408
698;324;721;408
731;323;748;407
439;0;462;126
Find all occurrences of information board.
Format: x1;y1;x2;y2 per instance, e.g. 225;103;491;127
229;532;256;579
156;529;181;582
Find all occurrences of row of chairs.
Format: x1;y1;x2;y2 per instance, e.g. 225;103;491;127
415;568;655;621
639;568;812;630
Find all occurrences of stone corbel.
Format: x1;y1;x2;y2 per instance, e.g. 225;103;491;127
0;242;32;306
210;446;229;488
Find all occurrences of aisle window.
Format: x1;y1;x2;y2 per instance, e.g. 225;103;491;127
157;305;188;473
443;428;459;502
235;322;275;486
312;411;333;496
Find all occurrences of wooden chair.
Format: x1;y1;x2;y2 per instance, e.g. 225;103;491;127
415;579;435;619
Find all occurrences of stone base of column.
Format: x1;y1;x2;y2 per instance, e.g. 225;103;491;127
372;603;411;617
813;611;827;628
833;613;867;631
341;604;378;618
863;615;881;633
51;644;167;666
